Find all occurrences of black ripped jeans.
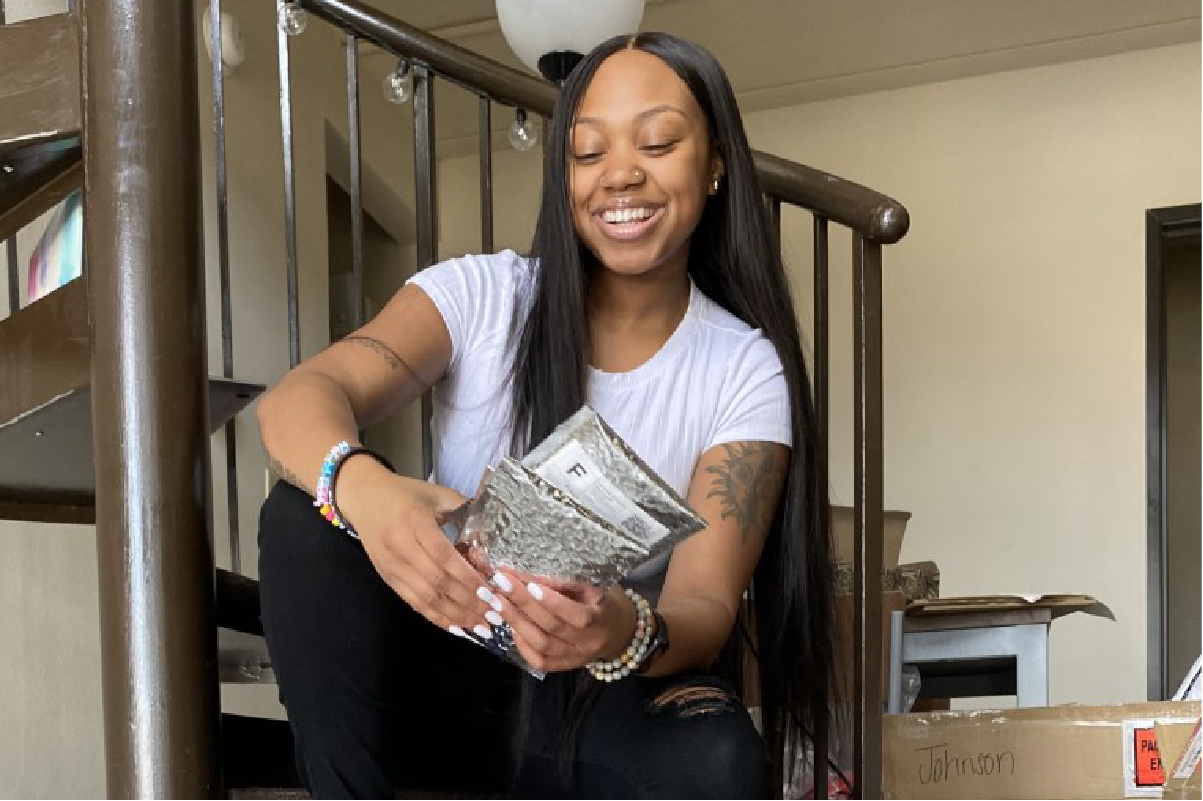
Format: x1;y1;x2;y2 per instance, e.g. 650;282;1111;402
258;481;768;799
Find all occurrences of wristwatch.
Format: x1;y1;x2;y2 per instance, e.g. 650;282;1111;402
636;611;670;673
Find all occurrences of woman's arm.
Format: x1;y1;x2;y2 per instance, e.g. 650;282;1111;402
642;440;787;674
491;440;787;675
256;283;495;636
256;283;448;493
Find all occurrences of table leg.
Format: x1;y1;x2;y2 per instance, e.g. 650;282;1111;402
1014;623;1050;706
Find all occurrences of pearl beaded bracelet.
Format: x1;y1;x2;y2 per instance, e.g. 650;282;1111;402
585;588;654;682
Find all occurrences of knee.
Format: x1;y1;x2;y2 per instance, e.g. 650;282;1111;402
647;678;768;798
683;720;767;799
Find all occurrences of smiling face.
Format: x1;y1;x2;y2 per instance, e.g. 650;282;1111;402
569;47;722;279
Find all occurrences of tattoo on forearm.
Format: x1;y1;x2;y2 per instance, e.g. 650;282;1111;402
266;452;305;490
704;442;784;543
342;335;403;371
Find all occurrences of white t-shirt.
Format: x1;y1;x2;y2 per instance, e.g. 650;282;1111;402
406;250;791;601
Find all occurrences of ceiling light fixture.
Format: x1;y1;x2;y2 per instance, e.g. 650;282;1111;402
495;0;645;85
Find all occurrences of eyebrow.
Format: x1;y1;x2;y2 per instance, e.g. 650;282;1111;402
573;104;689;128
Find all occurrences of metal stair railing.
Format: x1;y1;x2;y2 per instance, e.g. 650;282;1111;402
0;0;909;794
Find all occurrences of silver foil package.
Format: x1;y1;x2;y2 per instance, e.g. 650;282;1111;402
455;457;650;586
521;406;706;556
443;406;707;678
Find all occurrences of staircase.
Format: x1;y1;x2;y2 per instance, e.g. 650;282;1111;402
1;0;908;797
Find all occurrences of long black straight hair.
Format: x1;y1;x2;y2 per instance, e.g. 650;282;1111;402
510;32;834;791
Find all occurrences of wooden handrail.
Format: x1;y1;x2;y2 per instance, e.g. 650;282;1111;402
298;0;909;243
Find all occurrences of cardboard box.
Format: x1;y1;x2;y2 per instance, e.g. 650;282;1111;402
830;506;910;570
882;700;1200;799
1158;718;1201;800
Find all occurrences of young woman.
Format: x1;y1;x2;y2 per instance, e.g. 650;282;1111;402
257;32;833;799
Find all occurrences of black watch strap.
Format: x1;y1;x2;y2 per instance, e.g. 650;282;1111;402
636;611;669;674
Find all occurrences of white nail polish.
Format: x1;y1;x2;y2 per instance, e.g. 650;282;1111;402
448;625;467;638
485;610;504;626
478;586;503;612
473;624;493;640
527;582;544;601
492;572;514;593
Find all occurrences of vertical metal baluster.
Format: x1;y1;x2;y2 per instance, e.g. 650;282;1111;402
211;0;240;573
813;216;829;475
1;3;12;316
811;214;830;800
346;33;364;330
412;65;437;478
766;196;781;246
479;96;493;253
852;234;884;800
86;0;219;791
276;0;300;368
5;239;16;315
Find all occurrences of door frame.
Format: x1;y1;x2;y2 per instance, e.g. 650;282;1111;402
1146;202;1201;700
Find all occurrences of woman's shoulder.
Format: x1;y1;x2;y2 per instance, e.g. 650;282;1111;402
691;288;782;368
408;249;535;306
432;249;533;284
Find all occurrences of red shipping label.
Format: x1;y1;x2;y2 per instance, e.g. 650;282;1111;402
1134;727;1167;787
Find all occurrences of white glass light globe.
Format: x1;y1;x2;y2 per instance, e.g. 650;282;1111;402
277;2;307;36
383;63;412;104
508;110;538;151
495;0;645;78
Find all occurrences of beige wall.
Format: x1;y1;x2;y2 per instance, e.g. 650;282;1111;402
741;43;1199;705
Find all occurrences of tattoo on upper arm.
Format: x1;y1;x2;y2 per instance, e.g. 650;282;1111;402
266;453;305;491
704;442;785;543
341;335;403;371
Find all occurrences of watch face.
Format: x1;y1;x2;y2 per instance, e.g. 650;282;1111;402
652;612;669;654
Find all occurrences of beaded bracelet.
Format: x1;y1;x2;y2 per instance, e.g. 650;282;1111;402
585;588;654;682
313;441;394;539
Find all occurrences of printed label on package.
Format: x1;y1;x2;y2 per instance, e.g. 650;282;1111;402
534;440;668;547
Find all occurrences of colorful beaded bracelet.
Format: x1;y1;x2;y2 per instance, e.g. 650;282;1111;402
586;588;654;682
313;441;394;539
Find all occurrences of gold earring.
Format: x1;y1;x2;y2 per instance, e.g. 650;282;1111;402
708;175;721;195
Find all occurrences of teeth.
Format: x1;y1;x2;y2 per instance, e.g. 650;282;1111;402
602;207;656;224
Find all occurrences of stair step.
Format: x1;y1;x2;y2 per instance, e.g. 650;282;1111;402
219;628;274;684
216;567;269;682
217;567;264;636
0;276;90;434
0;12;80;154
0;371;264;523
222;713;301;791
0;135;82;242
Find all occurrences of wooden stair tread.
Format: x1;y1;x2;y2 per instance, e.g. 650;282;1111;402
0;375;263;522
0;135;82;242
0;13;81;155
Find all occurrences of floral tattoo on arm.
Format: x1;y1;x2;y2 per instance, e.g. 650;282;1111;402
704;442;785;543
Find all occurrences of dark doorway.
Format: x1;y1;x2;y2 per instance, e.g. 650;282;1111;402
1147;203;1201;700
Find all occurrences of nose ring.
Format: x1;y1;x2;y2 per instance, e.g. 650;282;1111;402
631;167;644;182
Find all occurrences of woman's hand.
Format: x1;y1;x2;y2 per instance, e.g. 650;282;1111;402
490;574;638;674
336;456;496;637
